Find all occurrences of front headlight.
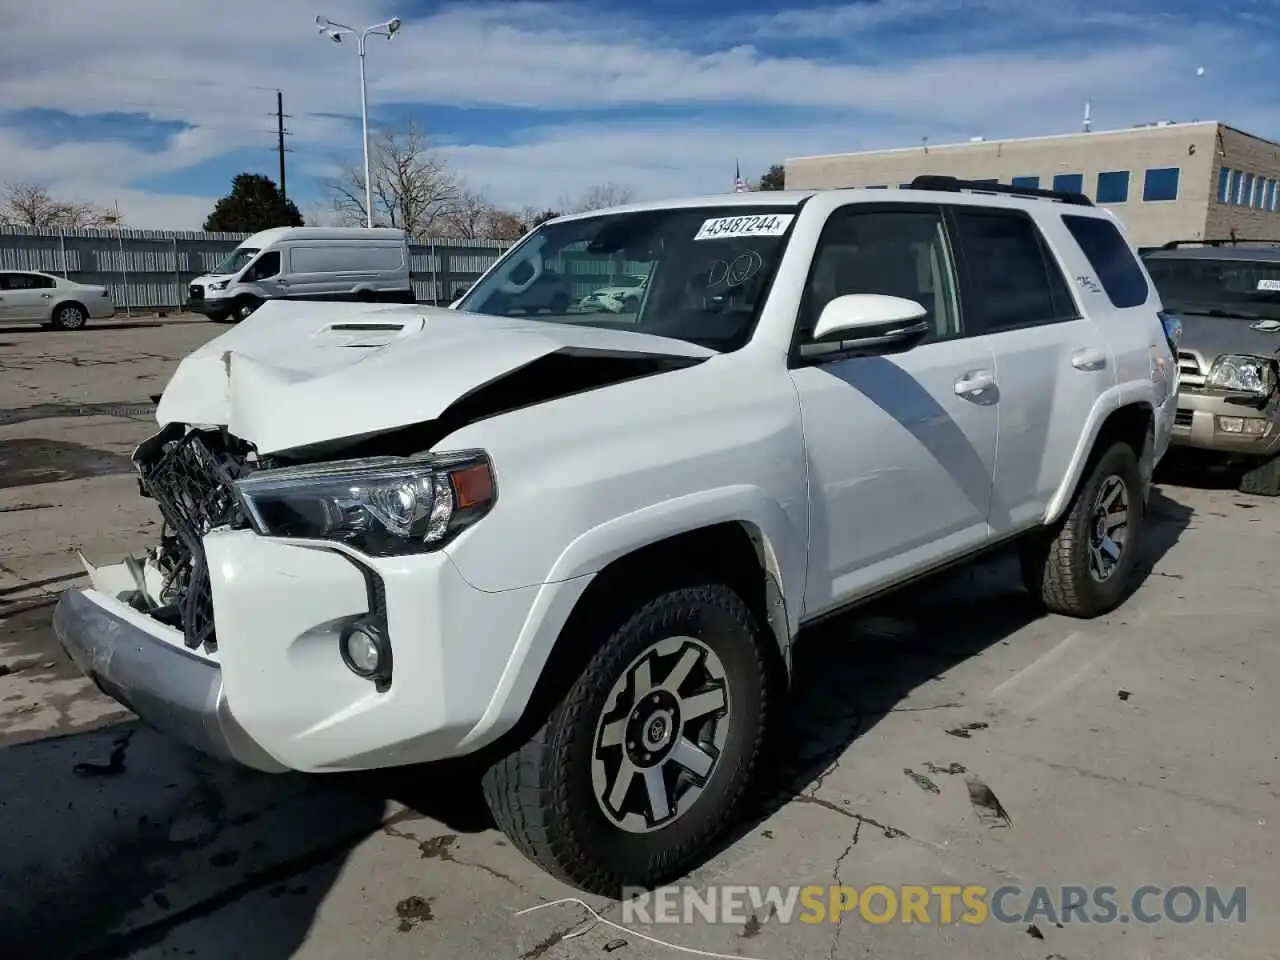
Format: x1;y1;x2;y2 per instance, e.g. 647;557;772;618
234;450;496;556
208;280;229;291
1206;355;1277;395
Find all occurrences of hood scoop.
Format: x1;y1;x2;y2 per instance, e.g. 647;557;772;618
312;315;425;348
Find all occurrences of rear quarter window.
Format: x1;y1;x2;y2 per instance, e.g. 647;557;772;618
1061;214;1150;309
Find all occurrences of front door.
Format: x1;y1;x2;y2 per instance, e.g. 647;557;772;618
0;272;54;323
788;204;999;616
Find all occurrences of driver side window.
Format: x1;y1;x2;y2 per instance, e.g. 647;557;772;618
801;207;962;343
243;251;281;282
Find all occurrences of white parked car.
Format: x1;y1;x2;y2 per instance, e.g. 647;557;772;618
577;273;649;313
55;177;1180;896
0;270;115;330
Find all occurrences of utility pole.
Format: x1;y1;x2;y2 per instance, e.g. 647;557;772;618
277;90;289;201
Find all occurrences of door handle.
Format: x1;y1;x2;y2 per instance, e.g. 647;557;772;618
954;369;996;396
1071;348;1107;371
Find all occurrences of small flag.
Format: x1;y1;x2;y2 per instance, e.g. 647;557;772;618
734;159;747;193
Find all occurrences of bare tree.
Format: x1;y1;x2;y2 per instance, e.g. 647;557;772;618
439;187;496;240
326;121;460;237
520;206;561;231
561;182;636;214
0;181;120;229
486;209;527;241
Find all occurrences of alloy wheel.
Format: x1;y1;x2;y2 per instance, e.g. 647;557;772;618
1088;474;1129;582
591;635;731;834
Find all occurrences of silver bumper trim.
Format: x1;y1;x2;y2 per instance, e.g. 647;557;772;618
52;588;286;772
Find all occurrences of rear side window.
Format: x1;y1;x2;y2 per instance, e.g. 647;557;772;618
950;209;1077;332
1061;214;1150;309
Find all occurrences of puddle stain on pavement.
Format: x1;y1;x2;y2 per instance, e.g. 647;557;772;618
0;438;134;489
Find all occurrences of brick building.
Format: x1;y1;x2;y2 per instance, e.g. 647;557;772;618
785;121;1280;249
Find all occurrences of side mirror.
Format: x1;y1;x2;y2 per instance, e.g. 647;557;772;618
800;294;932;361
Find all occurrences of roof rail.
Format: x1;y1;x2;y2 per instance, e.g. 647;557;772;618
1157;238;1280;250
907;174;1094;207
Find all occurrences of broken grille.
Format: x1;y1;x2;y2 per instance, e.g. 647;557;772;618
139;430;254;652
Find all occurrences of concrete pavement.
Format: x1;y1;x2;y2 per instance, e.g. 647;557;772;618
1;319;1277;960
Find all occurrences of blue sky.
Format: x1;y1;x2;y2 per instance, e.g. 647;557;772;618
1;0;1277;228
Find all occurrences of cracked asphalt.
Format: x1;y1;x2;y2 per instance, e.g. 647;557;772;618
2;319;1279;960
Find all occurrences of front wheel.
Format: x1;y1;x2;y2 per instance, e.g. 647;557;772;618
1238;453;1280;496
481;584;769;896
232;297;261;322
1020;440;1145;618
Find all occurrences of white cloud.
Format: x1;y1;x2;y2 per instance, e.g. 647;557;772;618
0;1;1273;228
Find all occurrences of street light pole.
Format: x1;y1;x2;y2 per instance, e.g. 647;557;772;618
358;31;372;228
316;15;403;229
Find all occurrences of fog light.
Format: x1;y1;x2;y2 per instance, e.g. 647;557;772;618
339;619;390;681
1218;416;1269;435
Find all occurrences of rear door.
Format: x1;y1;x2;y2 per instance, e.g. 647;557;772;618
948;206;1114;533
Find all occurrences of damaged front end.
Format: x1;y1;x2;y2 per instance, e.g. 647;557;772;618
128;424;262;652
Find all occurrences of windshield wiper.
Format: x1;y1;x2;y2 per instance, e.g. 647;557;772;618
1175;308;1266;321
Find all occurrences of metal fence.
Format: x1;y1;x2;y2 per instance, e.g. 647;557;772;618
0;226;515;311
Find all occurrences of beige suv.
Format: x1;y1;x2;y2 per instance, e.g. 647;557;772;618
1143;242;1280;496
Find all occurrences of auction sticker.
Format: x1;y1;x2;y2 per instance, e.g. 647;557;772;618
694;214;794;240
1256;279;1280;291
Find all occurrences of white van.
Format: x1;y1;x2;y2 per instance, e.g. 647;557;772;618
187;227;414;322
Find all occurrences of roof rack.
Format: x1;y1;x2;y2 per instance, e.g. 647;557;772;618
907;174;1094;207
1156;238;1280;250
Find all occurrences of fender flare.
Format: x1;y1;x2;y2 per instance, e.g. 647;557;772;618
457;485;806;753
1043;382;1157;525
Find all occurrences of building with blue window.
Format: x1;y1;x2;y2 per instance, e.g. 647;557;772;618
784;121;1280;249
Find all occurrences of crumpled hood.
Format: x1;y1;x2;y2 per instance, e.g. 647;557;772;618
156;298;714;454
1176;312;1280;365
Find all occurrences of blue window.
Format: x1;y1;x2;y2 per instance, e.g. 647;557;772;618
1142;167;1180;202
1241;172;1254;205
865;184;888;189
1096;171;1130;203
1218;166;1232;203
972;178;999;185
1011;175;1041;188
1053;172;1084;194
1272;181;1279;211
899;183;914;189
1230;169;1243;204
1258;178;1270;209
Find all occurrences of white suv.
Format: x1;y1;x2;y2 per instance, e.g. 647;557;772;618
55;176;1180;896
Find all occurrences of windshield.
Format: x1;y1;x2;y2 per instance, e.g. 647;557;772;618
1144;255;1280;321
456;205;801;351
212;247;260;276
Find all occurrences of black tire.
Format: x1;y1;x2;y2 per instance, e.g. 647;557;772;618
1020;441;1145;618
232;297;261;322
1238;454;1280;496
481;583;770;896
550;292;569;313
50;302;88;331
622;295;640;312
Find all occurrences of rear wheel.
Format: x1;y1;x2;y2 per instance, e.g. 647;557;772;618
50;302;88;331
1021;440;1145;618
550;292;569;313
481;583;769;896
1238;453;1280;496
